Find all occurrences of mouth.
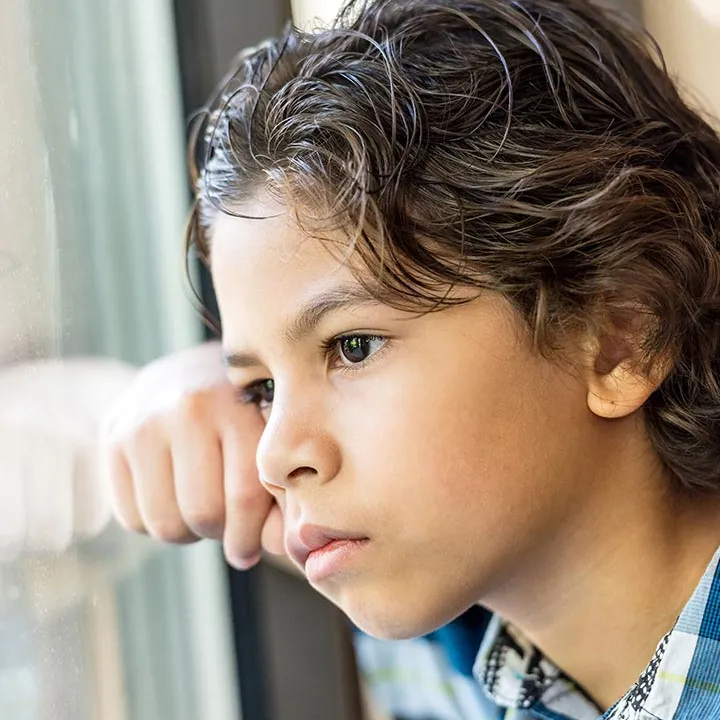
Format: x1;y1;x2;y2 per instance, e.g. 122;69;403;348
286;524;370;582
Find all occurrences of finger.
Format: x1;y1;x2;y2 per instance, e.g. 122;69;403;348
261;502;286;556
129;434;197;544
106;444;146;534
173;422;225;540
221;410;272;569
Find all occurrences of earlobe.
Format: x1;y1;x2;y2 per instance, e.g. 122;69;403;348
586;360;663;419
581;328;672;420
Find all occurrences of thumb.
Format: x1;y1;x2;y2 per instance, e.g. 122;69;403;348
260;502;286;556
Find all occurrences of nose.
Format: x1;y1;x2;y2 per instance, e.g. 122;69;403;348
255;385;341;494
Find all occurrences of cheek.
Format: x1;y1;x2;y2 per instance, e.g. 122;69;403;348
341;355;592;548
321;361;597;638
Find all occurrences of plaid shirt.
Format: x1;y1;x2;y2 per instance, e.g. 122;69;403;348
356;546;720;720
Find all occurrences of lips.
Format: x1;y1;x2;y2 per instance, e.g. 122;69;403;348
286;523;368;568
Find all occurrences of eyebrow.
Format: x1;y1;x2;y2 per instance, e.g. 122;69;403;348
223;283;382;369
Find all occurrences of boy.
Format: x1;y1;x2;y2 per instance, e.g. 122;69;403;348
107;0;720;717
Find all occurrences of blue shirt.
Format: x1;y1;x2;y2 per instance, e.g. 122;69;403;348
355;546;720;719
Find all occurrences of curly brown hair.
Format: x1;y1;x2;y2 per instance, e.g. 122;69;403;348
188;0;720;493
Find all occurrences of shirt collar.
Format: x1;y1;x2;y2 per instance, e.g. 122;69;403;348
473;545;720;720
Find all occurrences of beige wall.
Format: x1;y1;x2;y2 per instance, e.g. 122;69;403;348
290;0;344;29
643;0;720;126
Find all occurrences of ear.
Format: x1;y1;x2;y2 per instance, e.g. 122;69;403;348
581;324;672;420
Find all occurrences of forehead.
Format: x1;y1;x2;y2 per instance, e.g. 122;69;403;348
210;204;366;338
212;203;352;279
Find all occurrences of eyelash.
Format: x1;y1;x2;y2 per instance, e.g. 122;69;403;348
321;333;389;373
236;333;389;408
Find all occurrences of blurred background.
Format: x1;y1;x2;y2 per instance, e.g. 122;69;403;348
0;0;717;719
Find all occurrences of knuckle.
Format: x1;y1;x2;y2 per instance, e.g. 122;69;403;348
104;444;127;478
114;510;146;535
224;541;261;570
127;420;164;453
183;505;224;537
146;515;193;543
177;391;212;423
226;488;261;514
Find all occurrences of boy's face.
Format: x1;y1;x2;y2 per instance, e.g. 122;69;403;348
212;203;614;640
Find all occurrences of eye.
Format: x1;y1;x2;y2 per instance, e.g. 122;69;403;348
334;335;387;366
237;378;275;409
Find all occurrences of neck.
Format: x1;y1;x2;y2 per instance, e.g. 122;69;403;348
483;430;720;710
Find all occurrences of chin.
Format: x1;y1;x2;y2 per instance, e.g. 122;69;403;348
330;585;464;641
350;614;435;641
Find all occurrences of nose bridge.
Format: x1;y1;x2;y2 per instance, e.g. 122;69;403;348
256;379;339;490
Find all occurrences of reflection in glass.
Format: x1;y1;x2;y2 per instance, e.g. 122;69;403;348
0;1;236;718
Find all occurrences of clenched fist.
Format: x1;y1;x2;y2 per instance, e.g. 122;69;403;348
102;341;285;568
0;357;136;562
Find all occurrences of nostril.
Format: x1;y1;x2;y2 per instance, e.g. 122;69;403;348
288;466;316;481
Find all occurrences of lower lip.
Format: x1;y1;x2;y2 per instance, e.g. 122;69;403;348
304;539;369;583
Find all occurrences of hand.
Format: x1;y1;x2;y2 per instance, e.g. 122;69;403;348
101;341;285;569
0;357;136;563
